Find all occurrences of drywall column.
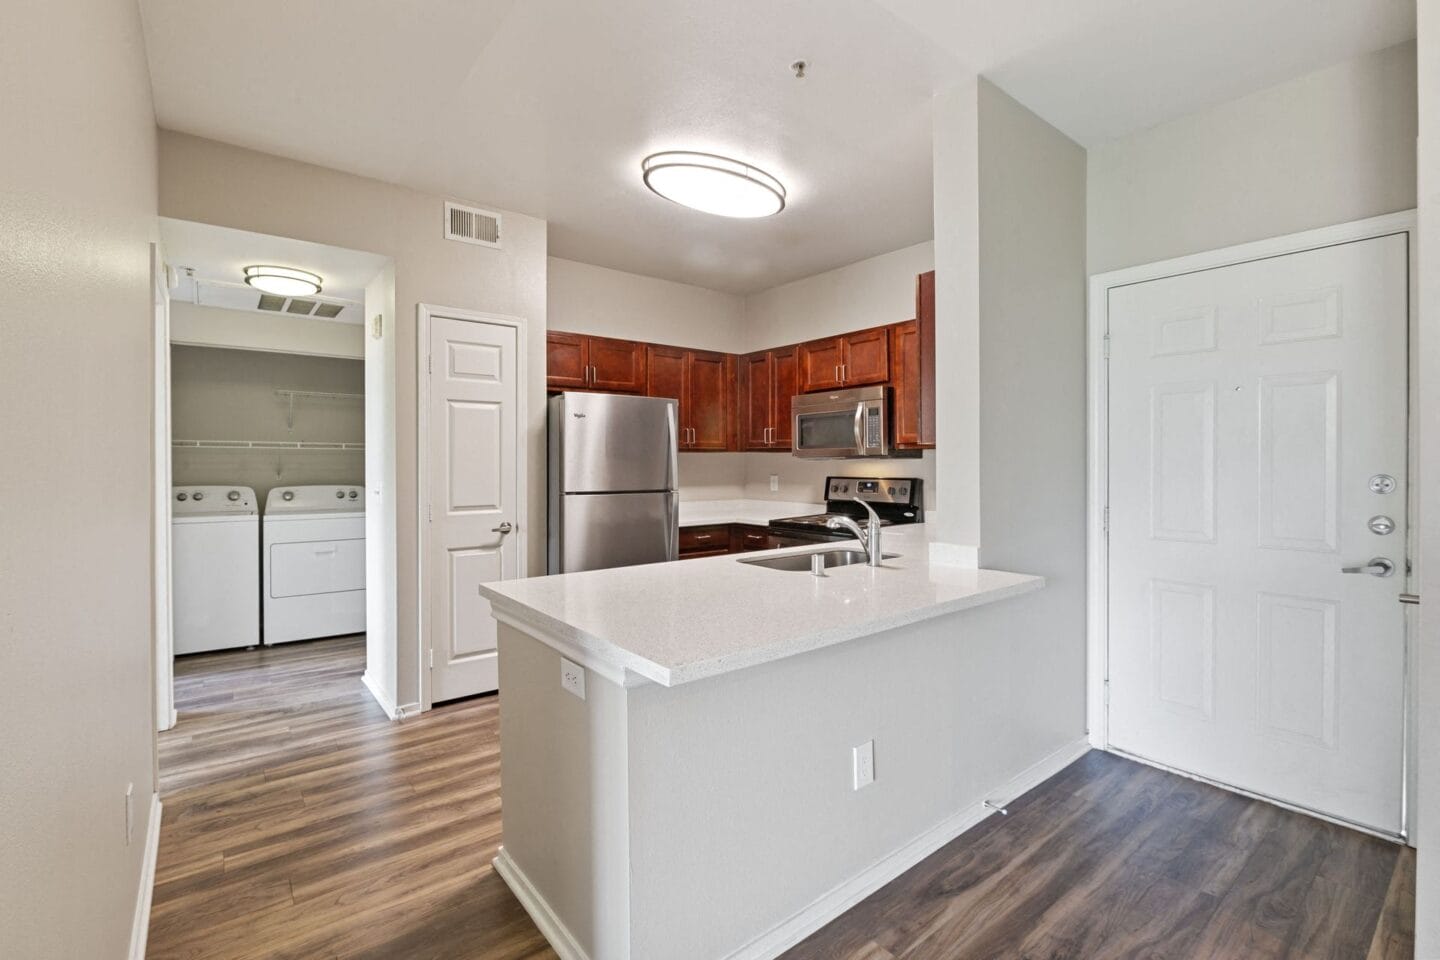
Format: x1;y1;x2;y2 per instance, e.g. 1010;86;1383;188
0;0;160;955
929;78;983;553
1414;5;1440;954
364;264;401;712
974;80;1090;773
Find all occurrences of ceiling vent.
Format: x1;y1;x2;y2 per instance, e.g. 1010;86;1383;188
256;293;287;312
444;201;502;248
285;298;318;315
313;302;344;319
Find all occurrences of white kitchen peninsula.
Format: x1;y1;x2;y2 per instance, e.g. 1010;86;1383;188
480;528;1081;960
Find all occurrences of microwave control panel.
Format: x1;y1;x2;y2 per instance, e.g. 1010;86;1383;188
865;408;882;448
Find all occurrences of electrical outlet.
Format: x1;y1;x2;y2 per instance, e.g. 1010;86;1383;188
125;783;134;844
769;474;780;492
560;657;586;700
853;740;875;790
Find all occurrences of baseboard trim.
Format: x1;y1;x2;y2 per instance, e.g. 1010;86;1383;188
128;793;162;960
493;847;590;960
361;670;399;719
721;735;1093;960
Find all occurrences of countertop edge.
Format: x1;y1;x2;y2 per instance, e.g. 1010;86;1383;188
482;572;1045;688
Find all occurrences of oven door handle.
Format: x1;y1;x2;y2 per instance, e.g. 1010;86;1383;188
853;403;866;453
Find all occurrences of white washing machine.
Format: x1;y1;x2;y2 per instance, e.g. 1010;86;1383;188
172;485;260;654
263;484;366;644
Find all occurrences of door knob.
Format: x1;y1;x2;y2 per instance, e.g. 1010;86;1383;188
1342;557;1394;577
492;521;513;535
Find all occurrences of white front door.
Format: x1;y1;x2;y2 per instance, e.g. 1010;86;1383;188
1106;232;1409;834
427;315;520;703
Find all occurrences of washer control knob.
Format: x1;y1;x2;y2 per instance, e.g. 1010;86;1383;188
348;490;358;499
282;490;295;501
192;491;204;501
336;489;346;499
227;490;240;502
176;492;187;501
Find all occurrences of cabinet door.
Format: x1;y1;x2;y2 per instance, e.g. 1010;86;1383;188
916;270;936;447
546;331;589;390
842;327;890;386
891;321;921;447
733;525;771;552
739;351;773;449
686;350;730;451
797;336;845;392
587;335;647;393
770;347;797;448
646;344;688;443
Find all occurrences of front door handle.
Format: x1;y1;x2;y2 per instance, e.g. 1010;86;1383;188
1342;557;1394;577
492;521;513;535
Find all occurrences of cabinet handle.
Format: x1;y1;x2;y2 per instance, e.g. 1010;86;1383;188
695;534;712;541
841;363;847;383
835;364;841;384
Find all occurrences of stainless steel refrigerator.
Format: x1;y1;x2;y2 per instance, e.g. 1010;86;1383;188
548;392;680;574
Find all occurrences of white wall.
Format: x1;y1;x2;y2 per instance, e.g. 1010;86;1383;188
1414;7;1440;955
364;263;400;711
740;241;933;352
170;300;365;358
159;131;547;710
976;79;1090;748
169;345;365;505
0;0;159;955
549;256;746;353
931;78;984;552
1088;41;1418;274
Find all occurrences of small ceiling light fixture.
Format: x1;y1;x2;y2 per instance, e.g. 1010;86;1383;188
641;152;786;218
243;265;323;297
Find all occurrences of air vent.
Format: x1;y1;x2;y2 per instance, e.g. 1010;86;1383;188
444;201;502;247
257;294;286;312
313;302;344;319
286;298;318;314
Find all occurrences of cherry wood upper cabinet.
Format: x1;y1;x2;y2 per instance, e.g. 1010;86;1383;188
546;331;646;393
645;345;733;451
546;332;589;390
915;270;937;447
797;328;890;393
739;347;798;449
891;320;922;448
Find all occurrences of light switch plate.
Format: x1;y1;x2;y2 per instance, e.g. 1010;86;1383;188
560;657;586;700
853;740;875;790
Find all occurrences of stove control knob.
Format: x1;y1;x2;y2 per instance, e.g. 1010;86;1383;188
888;486;895;495
192;491;204;501
227;490;240;502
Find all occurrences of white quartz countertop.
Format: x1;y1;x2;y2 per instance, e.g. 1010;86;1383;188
677;498;822;527
481;523;1044;687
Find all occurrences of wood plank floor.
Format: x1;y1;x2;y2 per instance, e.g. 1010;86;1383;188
151;637;1415;960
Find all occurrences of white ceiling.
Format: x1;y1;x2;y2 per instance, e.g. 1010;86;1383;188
139;0;1414;294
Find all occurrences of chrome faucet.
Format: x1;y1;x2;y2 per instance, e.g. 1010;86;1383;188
826;498;883;566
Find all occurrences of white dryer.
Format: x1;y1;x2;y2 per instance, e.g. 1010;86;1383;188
172;485;260;654
263;484;365;644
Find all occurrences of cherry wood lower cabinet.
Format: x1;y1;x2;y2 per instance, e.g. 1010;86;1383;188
738;347;798;450
679;523;816;559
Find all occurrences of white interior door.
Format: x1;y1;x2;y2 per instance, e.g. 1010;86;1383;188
1106;233;1409;834
427;315;520;703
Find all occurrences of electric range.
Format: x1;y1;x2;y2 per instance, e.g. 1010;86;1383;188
769;476;923;544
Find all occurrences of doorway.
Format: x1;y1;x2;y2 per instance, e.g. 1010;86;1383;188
1088;212;1417;837
154;218;397;731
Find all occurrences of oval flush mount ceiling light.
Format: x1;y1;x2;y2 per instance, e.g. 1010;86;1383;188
243;265;323;297
641;152;786;218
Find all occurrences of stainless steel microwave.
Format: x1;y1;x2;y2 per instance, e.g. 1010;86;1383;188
792;385;912;459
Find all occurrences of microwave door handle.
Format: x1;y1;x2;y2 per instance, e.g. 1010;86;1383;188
854;403;865;453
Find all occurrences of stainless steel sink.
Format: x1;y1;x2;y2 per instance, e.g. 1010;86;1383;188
738;549;899;572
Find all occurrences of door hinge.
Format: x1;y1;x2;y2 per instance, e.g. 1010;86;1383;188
1103;505;1110;536
1102;333;1111;360
426;504;432;523
427;354;432;374
428;648;434;669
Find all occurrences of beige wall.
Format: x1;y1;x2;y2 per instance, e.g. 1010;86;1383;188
0;0;159;956
1088;41;1418;274
170;344;365;505
976;80;1089;746
1415;6;1439;955
549;257;746;353
159;132;547;709
171;300;365;359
